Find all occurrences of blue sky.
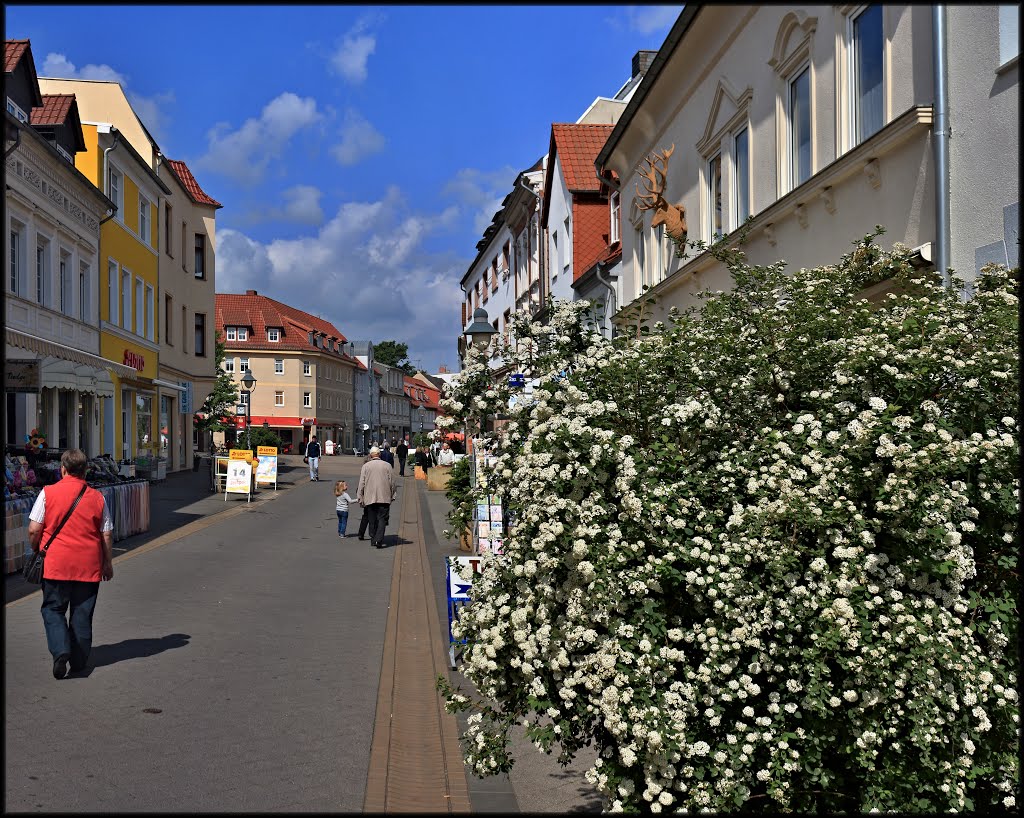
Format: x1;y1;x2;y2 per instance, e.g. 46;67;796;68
7;5;680;372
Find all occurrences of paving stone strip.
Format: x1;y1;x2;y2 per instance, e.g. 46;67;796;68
364;482;471;812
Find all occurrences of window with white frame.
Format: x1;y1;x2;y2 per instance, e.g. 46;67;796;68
239;357;249;374
634;221;647;293
733;127;750;225
108;260;118;324
108;167;122;218
226;327;236;341
139;194;151;245
707;153;723;242
789;65;812;190
6;97;28;122
274;358;284;374
224;357;235;373
563;217;571;278
121;270;131;327
317;394;322;409
851;4;884;146
275;391;284;407
267;328;280;342
135;277;144;335
9;225;22;295
654;224;666;284
238;391;249;406
59;250;72;314
79;262;89;321
35;237;49;306
237;327;248;341
146;285;155;341
551;231;560;281
303;360;311;376
609;191;621;244
303;391;311;408
1000;5;1020;66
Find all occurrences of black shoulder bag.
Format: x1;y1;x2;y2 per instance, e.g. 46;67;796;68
23;484;89;585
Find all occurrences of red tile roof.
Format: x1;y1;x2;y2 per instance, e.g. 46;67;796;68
4;39;29;74
5;39;42;108
30;93;74;126
551;123;615;192
403;375;441;411
572;198;614;281
166;158;222;209
215;292;352;358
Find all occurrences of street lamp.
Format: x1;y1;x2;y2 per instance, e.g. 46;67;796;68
240;367;256;450
465;307;498;350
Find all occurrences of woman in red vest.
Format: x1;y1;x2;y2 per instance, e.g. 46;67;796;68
28;448;114;679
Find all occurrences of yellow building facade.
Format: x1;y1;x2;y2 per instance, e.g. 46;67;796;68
72;121;169;459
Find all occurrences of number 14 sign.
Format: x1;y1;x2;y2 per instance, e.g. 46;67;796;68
225;460;252;502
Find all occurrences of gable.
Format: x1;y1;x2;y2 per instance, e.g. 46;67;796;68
696;77;753;155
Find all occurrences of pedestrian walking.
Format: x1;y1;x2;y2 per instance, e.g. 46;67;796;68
356;446;396;549
305;436;321;481
380;442;395;468
356;450;373;539
334;480;353;537
416;445;432;477
396;440;409;476
27;448;114;679
436;441;456;466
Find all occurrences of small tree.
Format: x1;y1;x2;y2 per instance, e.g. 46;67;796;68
198;334;238;438
374;340;417;375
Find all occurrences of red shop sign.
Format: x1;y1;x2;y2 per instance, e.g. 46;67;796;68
123;350;146;371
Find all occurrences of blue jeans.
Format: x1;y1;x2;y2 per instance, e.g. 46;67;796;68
308;457;319;480
337;509;349;536
41;579;100;669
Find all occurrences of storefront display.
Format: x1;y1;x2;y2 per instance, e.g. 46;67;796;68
3;449;150;574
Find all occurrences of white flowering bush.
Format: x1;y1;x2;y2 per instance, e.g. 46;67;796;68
437;232;1019;813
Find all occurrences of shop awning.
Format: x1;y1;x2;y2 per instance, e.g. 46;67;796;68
153;378;187;392
6;328;136;377
39;358;116;398
249;415;308;428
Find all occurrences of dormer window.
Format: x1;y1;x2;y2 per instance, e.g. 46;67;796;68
267;328;280;342
225;326;248;341
237;327;248;341
226;327;236;341
6;97;28;123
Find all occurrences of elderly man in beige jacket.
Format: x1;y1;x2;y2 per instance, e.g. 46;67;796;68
356;446;397;549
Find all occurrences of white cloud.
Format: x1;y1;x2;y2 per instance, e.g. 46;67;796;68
442;165;519;236
607;6;682;35
280;185;325;224
330;17;378;84
330;108;385;166
217;190;466;371
41;52;126;83
194;92;321;186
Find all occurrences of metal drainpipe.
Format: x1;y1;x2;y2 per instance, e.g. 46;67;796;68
594;261;616;338
593;166;621;337
102;128;122;221
932;5;951;288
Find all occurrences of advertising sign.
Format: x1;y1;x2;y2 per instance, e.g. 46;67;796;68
446;555;485;668
255;446;278;489
224;460;252;502
229;448;253;463
5;360;40;393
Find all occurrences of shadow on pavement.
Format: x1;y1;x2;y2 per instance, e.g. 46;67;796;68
72;633;191;676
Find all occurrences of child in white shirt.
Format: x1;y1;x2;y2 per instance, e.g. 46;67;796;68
334;480;354;537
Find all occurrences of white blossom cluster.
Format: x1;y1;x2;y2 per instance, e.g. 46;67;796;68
440;244;1019;812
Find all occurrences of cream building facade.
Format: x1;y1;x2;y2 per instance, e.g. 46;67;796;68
596;5;1019;329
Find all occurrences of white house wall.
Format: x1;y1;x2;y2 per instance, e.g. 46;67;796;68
605;4;1017;330
546;154;574;302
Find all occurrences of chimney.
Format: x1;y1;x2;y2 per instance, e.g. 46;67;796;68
631;50;657;79
246;289;257;295
438;365;448;374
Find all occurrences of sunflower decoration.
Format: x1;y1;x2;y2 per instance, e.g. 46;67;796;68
26;428;46;452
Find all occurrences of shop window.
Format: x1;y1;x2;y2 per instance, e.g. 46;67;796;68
136;393;153;452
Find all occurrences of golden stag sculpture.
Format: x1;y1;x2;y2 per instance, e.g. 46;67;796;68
635;144;688;241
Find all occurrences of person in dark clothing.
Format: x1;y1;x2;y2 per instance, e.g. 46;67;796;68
379;442;395;468
396;440;409;476
416;446;431;477
305;436;322;481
